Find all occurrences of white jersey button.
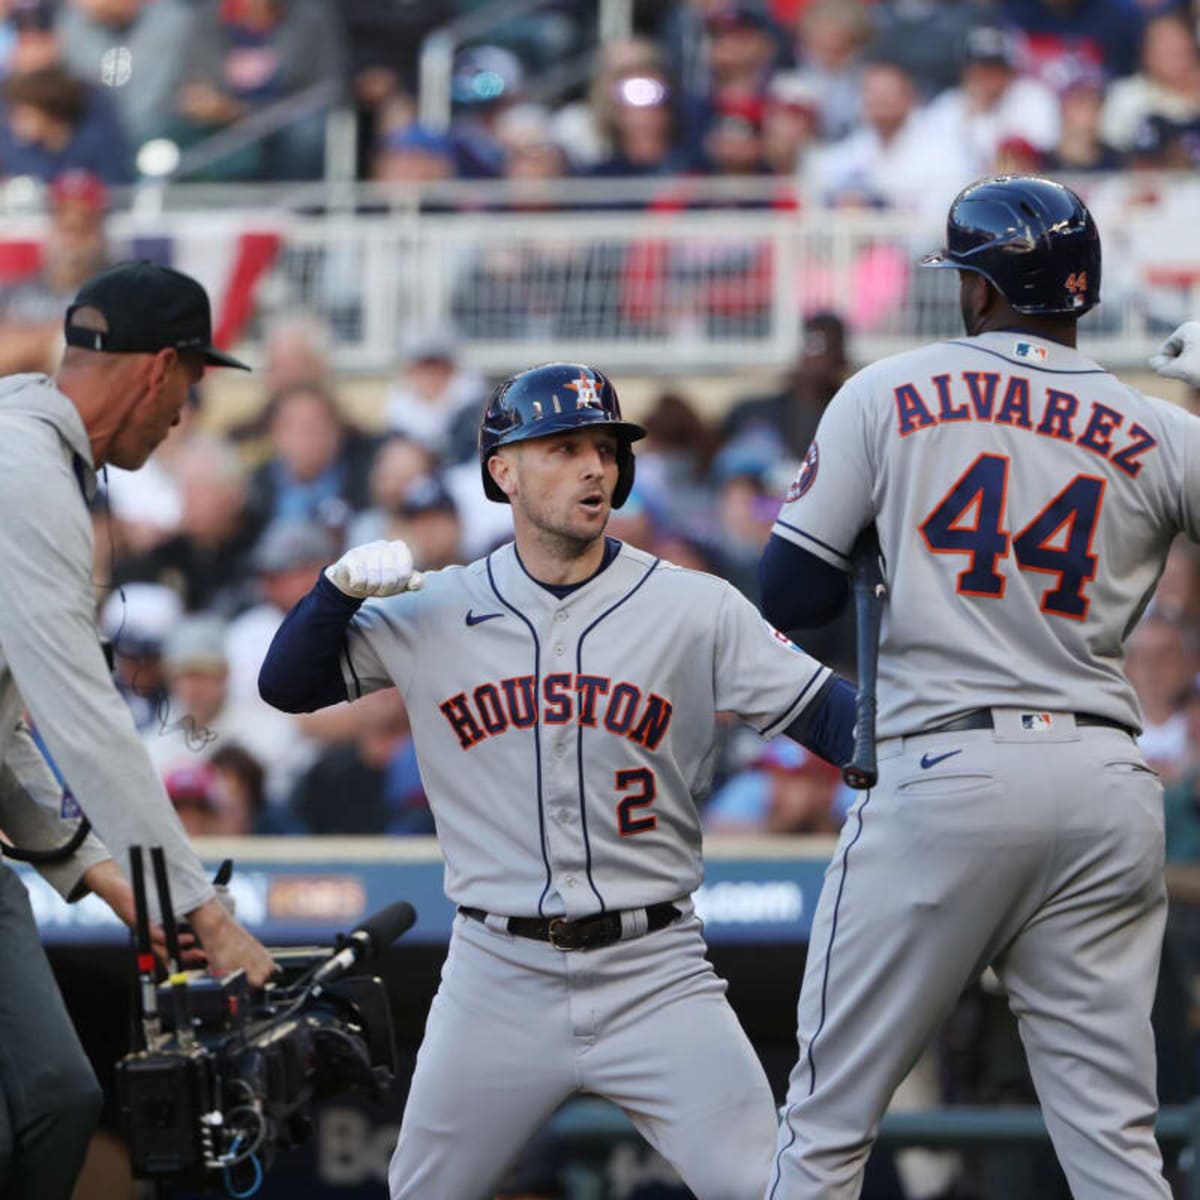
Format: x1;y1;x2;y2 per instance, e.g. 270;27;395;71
555;610;568;622
565;875;577;888
553;643;565;656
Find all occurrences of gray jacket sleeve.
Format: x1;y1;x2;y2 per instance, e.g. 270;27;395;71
0;421;214;917
0;721;111;901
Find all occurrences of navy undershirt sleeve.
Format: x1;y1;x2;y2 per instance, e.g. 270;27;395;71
259;574;361;713
759;533;849;630
783;674;856;768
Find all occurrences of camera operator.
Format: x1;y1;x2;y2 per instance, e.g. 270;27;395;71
0;260;275;1200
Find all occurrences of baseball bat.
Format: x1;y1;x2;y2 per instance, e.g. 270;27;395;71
843;527;886;790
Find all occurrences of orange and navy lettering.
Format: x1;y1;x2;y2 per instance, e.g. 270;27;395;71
439;675;675;751
889;373;1158;473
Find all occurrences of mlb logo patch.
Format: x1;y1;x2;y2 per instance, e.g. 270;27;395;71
1020;712;1055;732
1014;341;1048;364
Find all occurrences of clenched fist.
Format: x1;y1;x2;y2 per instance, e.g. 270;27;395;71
1149;322;1200;386
325;540;426;599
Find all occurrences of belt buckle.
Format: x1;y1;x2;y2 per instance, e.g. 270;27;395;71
548;917;581;951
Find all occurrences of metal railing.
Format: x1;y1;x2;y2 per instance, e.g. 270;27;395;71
7;173;1200;375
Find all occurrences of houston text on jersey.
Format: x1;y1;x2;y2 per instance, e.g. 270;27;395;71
438;674;674;751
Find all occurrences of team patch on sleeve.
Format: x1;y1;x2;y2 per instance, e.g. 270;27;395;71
785;441;819;502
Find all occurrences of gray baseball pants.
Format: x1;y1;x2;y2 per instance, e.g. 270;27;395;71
769;711;1170;1200
389;903;777;1200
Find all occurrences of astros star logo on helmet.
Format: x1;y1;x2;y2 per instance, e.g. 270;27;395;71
564;370;602;408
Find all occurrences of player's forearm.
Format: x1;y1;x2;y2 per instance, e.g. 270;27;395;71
259;575;357;713
784;675;856;768
760;534;848;629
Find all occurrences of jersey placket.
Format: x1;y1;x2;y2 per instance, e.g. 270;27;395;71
539;601;597;917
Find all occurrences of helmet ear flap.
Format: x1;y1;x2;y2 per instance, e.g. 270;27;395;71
612;443;636;509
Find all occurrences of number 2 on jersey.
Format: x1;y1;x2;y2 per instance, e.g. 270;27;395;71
920;453;1105;621
616;768;657;836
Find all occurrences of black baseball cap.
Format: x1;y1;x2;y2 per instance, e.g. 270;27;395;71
64;260;251;370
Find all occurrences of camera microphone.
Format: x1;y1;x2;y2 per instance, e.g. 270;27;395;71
312;902;416;985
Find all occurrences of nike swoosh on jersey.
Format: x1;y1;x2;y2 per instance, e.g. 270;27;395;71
465;610;504;626
919;749;962;770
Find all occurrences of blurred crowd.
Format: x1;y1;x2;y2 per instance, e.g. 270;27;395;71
59;286;1200;855
0;1;1198;194
77;295;864;840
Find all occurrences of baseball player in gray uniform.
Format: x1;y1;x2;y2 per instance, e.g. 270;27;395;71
759;175;1184;1198
259;362;857;1200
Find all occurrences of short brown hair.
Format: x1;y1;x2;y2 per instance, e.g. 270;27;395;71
3;67;87;126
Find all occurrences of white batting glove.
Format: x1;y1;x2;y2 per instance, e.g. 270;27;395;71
325;540;425;599
1149;321;1200;385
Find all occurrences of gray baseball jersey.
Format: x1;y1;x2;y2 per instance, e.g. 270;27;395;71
334;538;829;1200
340;540;830;917
766;329;1179;1198
772;329;1200;738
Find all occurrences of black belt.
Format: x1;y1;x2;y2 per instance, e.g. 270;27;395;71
458;901;682;951
929;709;1136;738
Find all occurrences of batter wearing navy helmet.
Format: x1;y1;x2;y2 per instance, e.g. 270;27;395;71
761;175;1178;1197
260;362;857;1199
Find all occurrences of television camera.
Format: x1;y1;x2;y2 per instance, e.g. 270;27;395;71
115;845;414;1195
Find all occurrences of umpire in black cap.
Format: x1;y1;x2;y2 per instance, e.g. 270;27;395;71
0;259;273;1199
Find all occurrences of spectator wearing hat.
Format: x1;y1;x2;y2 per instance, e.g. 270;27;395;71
868;0;978;98
146;613;297;800
1043;57;1122;172
390;475;463;570
1002;0;1150;82
57;0;195;151
704;737;845;834
762;71;821;175
703;92;769;175
225;519;335;705
448;44;524;179
724;310;848;455
371;121;456;185
1101;13;1200;155
166;746;302;836
0;169;109;375
921;24;1060;177
100;581;181;731
384;329;485;462
171;0;348;182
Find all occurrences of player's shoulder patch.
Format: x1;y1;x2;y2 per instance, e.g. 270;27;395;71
785;440;819;503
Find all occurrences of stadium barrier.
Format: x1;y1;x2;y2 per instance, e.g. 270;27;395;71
4;173;1200;375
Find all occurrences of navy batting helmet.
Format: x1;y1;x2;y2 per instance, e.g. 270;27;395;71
479;362;647;507
919;175;1101;316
